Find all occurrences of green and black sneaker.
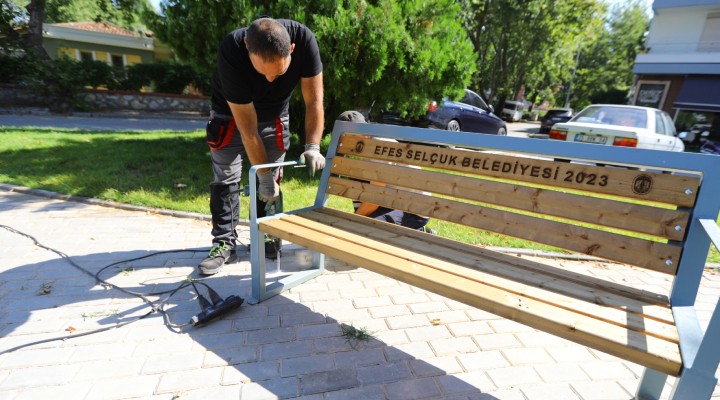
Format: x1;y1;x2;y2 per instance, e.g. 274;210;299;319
198;241;238;275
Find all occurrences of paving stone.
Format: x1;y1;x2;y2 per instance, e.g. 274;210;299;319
240;376;299;399
322;384;386;400
74;358;145;381
502;347;553;365
520;383;582;400
221;361;279;384
384;377;441;399
385;341;435;361
457;350;510;372
369;304;411;318
299;369;358;395
570;381;632;400
409;356;464;377
141;351;205;374
334;348;387;368
260;340;313;361
155;367;224;394
404;325;453;342
447;321;494;337
11;382;93;400
296;322;341;339
357;362;413;385
84;376;161;400
386;315;432;330
436;371;496;395
281;354;334;377
579;361;636;380
0;364;81;389
534;363;590;383
486;366;543;388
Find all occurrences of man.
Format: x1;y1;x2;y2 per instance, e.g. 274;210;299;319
336;111;435;234
199;17;325;275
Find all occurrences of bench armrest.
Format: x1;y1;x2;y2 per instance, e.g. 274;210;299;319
248;160;301;225
699;219;720;253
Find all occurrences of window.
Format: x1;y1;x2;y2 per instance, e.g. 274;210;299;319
662;112;677;136
79;51;94;62
459;90;489;111
110;54;124;68
655;111;667;135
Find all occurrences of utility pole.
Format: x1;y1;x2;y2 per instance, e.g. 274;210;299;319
564;43;581;109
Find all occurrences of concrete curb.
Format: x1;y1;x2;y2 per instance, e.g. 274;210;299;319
2;182;718;268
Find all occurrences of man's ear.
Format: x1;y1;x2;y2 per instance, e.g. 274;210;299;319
290;43;295;54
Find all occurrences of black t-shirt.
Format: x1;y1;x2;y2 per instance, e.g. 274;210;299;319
211;19;323;122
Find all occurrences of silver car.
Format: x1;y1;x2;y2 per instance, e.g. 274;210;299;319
549;104;684;152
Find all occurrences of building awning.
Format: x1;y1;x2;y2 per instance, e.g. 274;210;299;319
674;76;720;112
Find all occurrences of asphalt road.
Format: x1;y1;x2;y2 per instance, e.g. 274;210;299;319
0;111;542;138
0;112;206;131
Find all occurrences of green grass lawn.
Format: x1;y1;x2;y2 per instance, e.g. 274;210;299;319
1;126;718;264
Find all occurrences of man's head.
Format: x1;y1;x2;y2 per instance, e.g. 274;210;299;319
245;18;294;82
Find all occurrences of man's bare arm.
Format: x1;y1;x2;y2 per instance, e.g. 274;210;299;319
227;101;271;173
301;73;324;145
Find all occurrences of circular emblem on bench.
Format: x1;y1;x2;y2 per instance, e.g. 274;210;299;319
355;141;365;153
632;174;653;195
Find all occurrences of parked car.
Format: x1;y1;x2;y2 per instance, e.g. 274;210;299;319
548;104;684;152
426;89;507;135
539;108;573;135
677;123;711;145
369;89;507;136
500;100;525;122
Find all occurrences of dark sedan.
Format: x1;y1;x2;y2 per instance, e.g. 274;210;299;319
369;89;507;136
426;89;507;135
539;108;573;134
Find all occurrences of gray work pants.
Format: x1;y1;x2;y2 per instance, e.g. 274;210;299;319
206;112;290;248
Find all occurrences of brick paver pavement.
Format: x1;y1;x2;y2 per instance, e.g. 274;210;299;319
0;188;718;400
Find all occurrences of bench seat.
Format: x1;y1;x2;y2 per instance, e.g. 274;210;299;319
261;207;682;376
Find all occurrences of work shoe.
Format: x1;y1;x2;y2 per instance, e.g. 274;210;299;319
198;242;238;275
264;235;282;260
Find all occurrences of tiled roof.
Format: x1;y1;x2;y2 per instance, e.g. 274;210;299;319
53;22;141;37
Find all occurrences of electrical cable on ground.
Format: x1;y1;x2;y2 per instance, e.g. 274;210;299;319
0;224;248;355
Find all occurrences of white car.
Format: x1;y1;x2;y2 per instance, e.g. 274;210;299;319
549;104;684;152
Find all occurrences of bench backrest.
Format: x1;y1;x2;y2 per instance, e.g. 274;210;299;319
319;121;720;305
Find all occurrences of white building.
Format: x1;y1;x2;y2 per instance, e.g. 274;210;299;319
632;0;720;132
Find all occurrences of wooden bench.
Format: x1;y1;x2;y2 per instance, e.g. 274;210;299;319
248;120;720;399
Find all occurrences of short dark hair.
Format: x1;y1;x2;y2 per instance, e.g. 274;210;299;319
246;18;291;61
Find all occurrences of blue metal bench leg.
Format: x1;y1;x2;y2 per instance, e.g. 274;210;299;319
636;368;667;400
668;303;720;400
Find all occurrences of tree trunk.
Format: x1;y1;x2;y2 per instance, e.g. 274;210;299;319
25;0;51;62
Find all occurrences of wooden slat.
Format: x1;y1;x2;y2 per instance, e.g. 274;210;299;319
331;157;690;241
308;208;674;324
259;215;682;376
337;135;700;207
309;208;675;324
285;210;678;343
327;177;683;274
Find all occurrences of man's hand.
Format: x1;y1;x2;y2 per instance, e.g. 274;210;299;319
299;143;325;176
257;170;280;205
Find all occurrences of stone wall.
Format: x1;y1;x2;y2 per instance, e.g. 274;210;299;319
0;84;210;114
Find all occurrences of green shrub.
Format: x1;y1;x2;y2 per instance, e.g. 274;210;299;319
79;59;114;89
